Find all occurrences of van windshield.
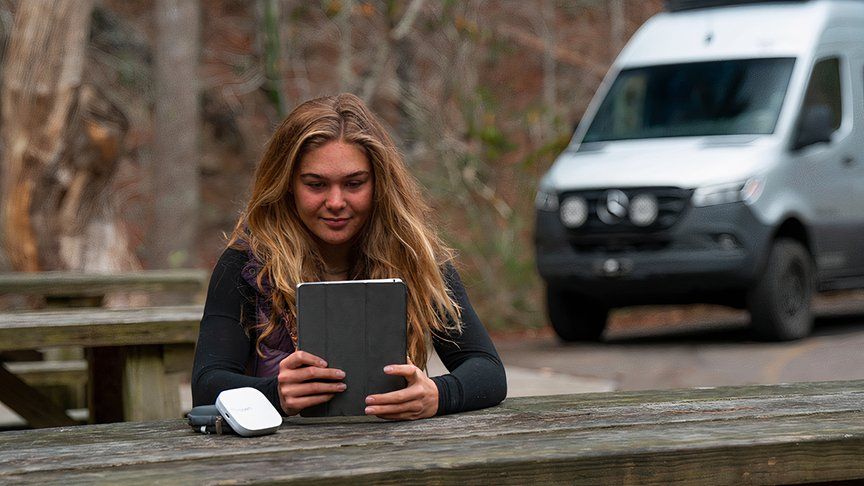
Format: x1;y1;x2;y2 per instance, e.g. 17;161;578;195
582;58;795;143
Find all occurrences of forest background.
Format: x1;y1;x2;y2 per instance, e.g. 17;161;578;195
0;0;663;330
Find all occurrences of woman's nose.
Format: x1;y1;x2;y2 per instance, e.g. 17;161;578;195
325;188;347;210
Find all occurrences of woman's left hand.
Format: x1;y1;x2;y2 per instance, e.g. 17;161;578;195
365;363;438;420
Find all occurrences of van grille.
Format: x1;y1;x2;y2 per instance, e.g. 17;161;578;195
559;187;692;236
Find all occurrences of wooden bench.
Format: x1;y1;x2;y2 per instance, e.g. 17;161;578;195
0;305;202;427
5;360;88;412
0;269;208;306
0;269;208;428
0;380;861;484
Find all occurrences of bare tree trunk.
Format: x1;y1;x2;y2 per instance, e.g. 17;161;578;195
337;0;354;93
541;0;557;140
1;1;137;273
261;0;286;118
149;0;200;269
58;84;134;273
360;0;423;103
1;0;97;271
391;0;421;155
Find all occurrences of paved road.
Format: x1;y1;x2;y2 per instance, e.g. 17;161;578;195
491;299;864;397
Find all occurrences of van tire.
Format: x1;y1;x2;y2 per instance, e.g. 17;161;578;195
546;286;608;342
747;238;814;340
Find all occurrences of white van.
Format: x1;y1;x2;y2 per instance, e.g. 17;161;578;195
534;0;864;341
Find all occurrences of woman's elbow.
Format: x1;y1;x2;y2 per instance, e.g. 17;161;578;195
490;362;507;405
190;368;219;407
473;359;507;408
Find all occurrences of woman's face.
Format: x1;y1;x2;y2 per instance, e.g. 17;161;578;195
292;141;374;255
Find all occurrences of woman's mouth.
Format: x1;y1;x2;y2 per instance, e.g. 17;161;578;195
322;217;350;230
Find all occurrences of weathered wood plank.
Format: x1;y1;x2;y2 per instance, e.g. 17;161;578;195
0;380;862;484
2;414;863;485
163;343;195;374
0;306;201;425
496;379;864;411
0;365;79;428
4;360;87;386
2;381;861;451
123;346;178;421
4;360;88;411
0;269;208;297
0;305;203;350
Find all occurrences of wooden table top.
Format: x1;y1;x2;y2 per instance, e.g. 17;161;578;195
1;380;863;485
0;269;208;296
0;305;203;350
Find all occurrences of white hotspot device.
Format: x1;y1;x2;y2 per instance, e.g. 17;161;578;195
215;387;282;437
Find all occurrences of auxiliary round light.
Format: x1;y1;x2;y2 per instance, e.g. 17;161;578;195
629;193;658;226
559;196;588;228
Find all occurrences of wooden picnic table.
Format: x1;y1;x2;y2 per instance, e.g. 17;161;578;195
0;305;203;427
0;269;208;297
0;380;862;484
0;269;208;428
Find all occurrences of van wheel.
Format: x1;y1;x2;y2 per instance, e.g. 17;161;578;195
747;238;814;340
546;286;608;342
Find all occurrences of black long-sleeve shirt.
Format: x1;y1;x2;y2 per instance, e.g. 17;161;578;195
191;248;507;415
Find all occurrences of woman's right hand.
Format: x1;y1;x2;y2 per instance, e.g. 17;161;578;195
277;351;346;415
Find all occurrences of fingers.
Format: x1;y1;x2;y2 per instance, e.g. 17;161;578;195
365;402;425;420
279;358;436;419
382;364;419;377
366;364;422;405
365;363;438;420
279;351;344;383
279;379;346;414
282;393;336;413
277;351;346;415
280;350;327;370
292;365;345;383
365;386;420;406
285;381;347;397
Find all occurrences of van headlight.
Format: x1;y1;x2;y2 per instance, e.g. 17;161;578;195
629;193;658;226
535;188;559;211
692;178;764;207
559;196;588;228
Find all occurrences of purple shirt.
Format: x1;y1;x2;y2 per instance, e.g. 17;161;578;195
240;252;296;377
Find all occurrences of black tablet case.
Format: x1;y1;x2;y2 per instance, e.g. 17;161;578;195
297;279;407;417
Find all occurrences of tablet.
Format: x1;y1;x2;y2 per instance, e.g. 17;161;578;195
296;278;407;417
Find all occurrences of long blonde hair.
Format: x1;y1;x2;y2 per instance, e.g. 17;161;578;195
229;93;461;367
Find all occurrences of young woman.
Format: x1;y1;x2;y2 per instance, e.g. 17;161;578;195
192;93;506;420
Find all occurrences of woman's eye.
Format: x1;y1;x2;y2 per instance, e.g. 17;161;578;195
346;180;366;188
306;182;325;189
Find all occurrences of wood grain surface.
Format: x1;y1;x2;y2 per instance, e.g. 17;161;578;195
0;305;203;350
0;269;208;297
0;380;862;484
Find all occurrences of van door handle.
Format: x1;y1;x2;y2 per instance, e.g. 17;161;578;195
842;156;855;167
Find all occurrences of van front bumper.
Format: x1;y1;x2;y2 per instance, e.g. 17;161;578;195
534;202;773;305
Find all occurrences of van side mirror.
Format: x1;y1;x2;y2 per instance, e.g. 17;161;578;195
793;104;833;150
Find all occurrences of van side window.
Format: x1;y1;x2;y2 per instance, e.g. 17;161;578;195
793;57;842;149
802;58;842;130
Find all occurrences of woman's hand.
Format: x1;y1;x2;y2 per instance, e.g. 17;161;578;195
277;351;346;415
364;363;438;420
